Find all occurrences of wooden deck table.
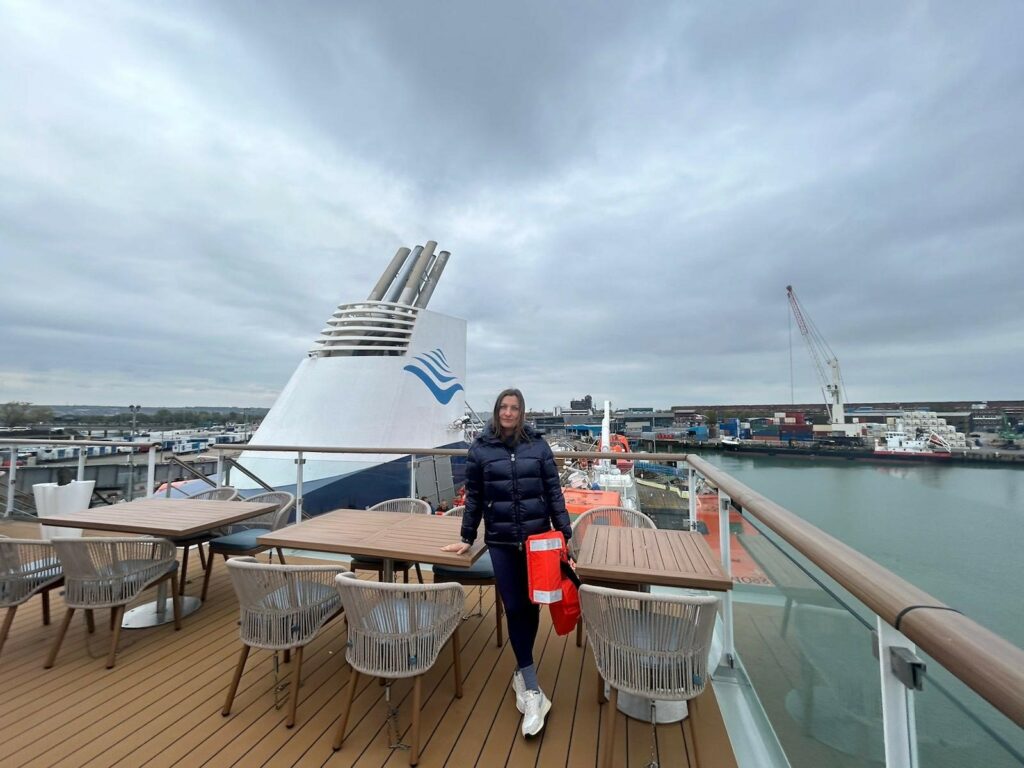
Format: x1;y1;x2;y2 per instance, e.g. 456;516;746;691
575;526;733;592
43;497;278;627
258;509;486;580
576;526;732;724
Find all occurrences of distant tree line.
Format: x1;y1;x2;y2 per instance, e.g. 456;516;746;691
1;402;261;430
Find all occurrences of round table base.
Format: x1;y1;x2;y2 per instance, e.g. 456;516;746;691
610;684;690;724
122;596;202;628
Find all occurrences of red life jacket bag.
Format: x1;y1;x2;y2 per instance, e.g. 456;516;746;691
526;530;582;635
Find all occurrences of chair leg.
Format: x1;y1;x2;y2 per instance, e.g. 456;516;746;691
197;542;207;570
106;606;125;668
110;607;117;631
597;671;607;704
0;606;16;656
403;568;409;584
576;617;584;648
170;576;182;630
201;545;216;602
45;608;75;669
601;686;618;768
414;563;423;584
223;644;250;715
690;692;701;767
286;645;304;728
85;609;95;634
276;547;286;564
332;668;360;750
495;588;504;647
41;590;51;625
451;625;463;698
179;545;190;596
410;675;422;766
284;649;291;663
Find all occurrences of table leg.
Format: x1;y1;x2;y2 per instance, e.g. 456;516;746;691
382;559;394;583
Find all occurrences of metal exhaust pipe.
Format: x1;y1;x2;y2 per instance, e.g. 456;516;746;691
414;250;450;308
367;247;411;301
398;240;436;306
386;245;423;303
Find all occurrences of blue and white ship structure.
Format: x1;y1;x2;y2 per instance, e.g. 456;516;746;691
232;242;468;513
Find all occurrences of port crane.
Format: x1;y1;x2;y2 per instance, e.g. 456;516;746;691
786;285;847;428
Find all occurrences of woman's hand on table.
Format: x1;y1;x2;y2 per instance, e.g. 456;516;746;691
441;542;471;554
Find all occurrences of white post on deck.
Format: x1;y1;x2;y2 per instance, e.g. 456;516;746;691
5;447;16;516
409;453;417;498
146;448;157;497
718;489;736;666
877;618;921;768
294;451;305;524
687;466;697;530
215;454;225;487
77;448;86;482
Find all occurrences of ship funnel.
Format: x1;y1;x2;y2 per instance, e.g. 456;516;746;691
386;245;423;303
414;250;450;308
367;247;411;301
398;241;437;306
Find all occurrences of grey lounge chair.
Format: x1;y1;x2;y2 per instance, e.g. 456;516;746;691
332;573;463;765
579;584;719;768
200;491;295;601
0;538;63;658
222;556;345;728
46;537;181;669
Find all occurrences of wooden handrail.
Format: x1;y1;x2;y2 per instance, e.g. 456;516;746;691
685;453;1024;729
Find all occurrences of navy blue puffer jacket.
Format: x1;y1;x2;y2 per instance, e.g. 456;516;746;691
460;424;572;547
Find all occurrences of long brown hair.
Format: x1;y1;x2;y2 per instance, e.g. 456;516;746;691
491;388;529;444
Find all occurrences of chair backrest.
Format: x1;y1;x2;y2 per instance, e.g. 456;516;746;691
226;556;345;650
579;584;719;701
187;486;240;502
569;506;657;558
0;538;62;607
52;537;176;608
239;491;296;530
334;573;463;678
369;498;431;515
443;505;466;518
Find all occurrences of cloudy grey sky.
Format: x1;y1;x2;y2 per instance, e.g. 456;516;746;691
2;1;1022;412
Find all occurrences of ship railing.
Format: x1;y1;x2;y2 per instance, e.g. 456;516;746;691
1;437;160;517
208;443;1024;768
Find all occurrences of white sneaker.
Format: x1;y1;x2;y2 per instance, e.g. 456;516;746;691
521;690;552;737
512;671;527;713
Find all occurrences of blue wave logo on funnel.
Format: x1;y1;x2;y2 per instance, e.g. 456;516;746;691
404;348;464;404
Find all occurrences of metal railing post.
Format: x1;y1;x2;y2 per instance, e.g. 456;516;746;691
5;447;16;516
409;453;417;498
77;449;86;482
294;451;305;524
216;454;225;487
877;618;921;768
718;488;735;666
146;448;157;497
687;466;697;530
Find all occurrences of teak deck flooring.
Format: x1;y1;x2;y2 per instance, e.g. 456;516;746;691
0;520;737;768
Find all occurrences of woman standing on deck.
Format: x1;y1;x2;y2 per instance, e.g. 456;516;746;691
442;387;572;737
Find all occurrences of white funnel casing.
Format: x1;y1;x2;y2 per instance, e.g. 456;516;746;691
237;244;466;491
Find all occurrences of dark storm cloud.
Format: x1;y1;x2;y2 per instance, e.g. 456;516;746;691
0;1;1021;410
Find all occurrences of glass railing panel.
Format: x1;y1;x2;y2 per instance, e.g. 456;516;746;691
912;652;1024;767
729;509;885;768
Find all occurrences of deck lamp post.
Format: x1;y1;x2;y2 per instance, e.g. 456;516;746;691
128;404;141;437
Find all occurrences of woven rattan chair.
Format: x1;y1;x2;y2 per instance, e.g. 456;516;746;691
430;507;503;647
0;539;63;658
349;498;431;583
173;486;240;596
570;506;658;647
222;557;345;728
332;573;464;765
200;491;295;601
46;537;181;669
580;584;719;768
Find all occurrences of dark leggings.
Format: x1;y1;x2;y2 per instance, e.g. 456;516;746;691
489;544;539;669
